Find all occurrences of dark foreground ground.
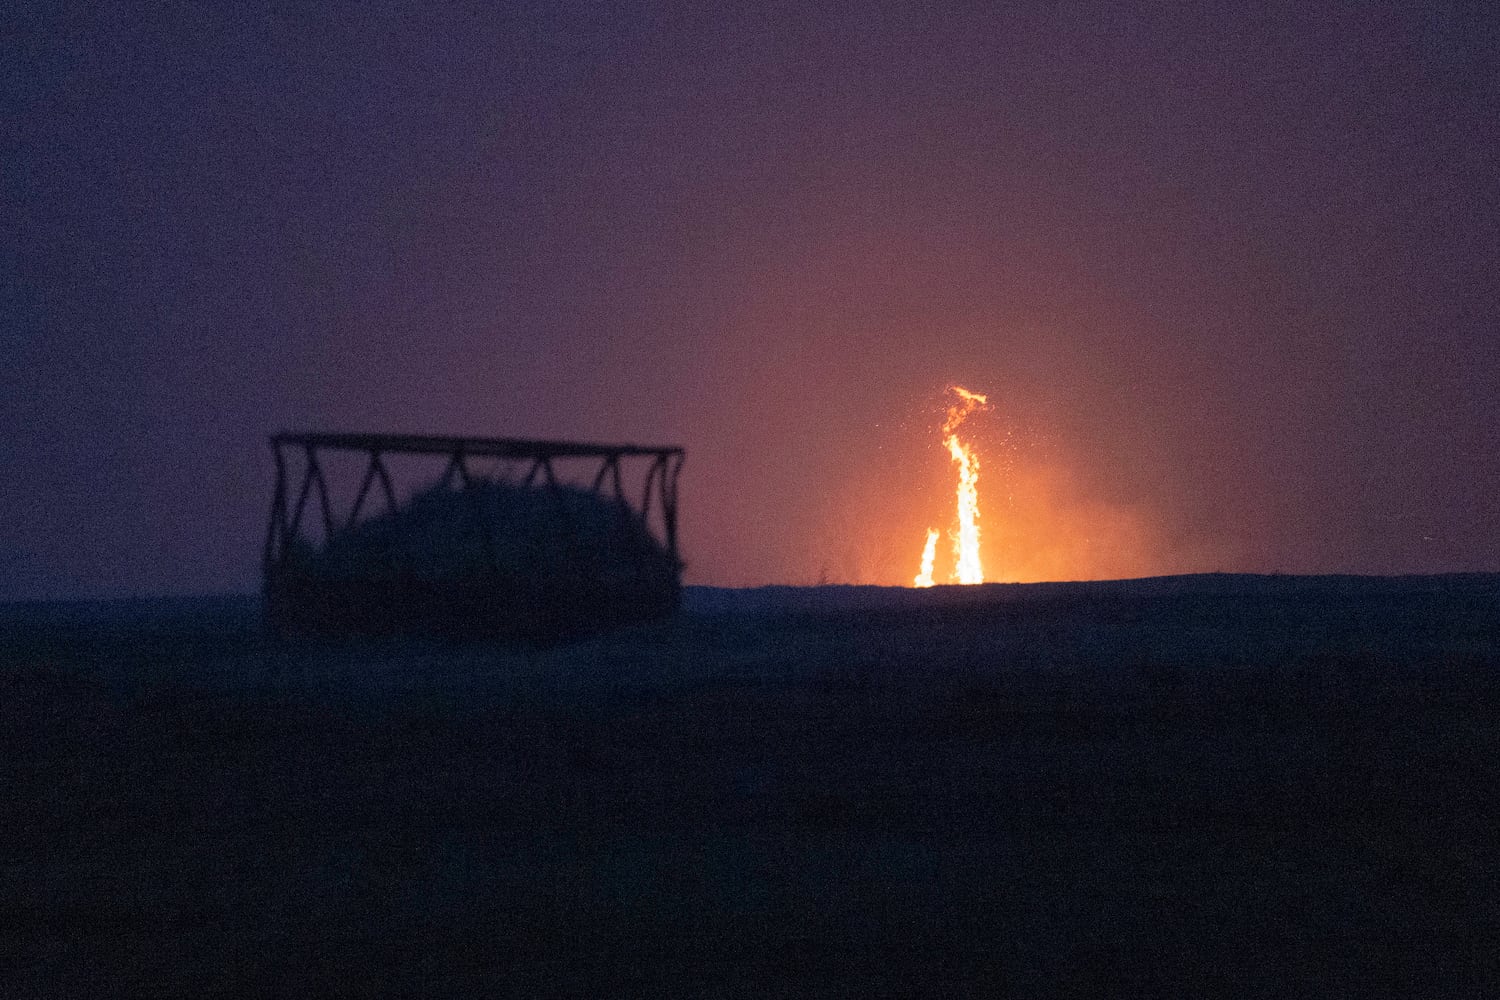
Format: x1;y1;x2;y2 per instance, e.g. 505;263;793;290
3;575;1499;997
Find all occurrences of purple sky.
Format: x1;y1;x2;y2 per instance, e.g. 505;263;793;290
4;2;1498;599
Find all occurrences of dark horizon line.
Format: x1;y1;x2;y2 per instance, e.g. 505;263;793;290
5;569;1499;614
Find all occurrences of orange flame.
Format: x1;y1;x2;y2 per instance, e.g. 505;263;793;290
915;386;990;586
913;528;939;588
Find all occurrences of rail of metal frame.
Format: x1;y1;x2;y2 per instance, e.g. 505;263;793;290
263;432;684;580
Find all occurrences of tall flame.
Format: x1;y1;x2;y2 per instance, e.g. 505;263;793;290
914;386;990;587
913;528;939;588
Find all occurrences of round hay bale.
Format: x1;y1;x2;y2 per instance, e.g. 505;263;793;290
267;479;681;638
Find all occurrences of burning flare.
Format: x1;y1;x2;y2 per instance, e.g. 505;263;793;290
913;528;939;588
914;386;990;587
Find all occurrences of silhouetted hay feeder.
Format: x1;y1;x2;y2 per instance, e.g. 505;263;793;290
263;433;684;639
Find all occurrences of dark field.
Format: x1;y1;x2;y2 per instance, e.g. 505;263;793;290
3;575;1499;997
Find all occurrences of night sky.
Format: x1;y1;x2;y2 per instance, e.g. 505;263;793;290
4;2;1497;600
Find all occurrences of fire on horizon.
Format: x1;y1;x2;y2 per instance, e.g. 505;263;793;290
914;386;990;588
2;5;1497;600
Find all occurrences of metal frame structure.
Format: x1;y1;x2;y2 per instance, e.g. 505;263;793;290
263;431;685;586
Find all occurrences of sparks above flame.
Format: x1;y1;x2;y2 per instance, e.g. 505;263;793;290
914;385;990;587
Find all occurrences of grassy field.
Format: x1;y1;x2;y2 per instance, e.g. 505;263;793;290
3;575;1499;997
